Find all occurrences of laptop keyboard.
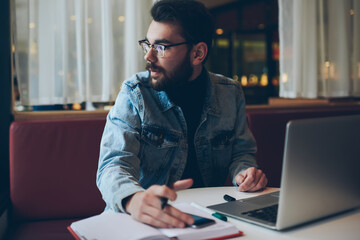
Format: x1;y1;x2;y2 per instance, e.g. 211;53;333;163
242;204;278;223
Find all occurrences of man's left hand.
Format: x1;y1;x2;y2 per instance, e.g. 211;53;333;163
235;167;268;192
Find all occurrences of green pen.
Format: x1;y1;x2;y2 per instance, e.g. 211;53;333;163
211;212;228;222
190;202;228;222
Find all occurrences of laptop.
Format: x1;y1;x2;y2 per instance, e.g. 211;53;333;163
208;115;360;230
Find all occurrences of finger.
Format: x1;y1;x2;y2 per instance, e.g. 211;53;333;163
239;168;264;191
147;185;177;202
235;174;245;186
164;205;194;226
129;194;179;228
142;205;188;228
137;211;170;228
238;170;257;191
172;179;193;191
136;188;171;212
239;167;256;181
248;173;268;192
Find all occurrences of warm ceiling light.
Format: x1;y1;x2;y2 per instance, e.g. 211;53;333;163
241;75;248;86
260;73;268;86
216;28;224;35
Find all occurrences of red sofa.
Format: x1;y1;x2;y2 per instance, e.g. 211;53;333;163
6;105;360;239
8;118;106;239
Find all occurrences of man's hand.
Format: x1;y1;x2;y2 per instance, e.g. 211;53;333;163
235;167;268;192
125;179;194;228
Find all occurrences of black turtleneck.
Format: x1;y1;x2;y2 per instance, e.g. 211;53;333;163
166;68;207;188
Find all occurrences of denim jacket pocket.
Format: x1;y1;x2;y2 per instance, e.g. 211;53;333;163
140;125;181;171
211;130;234;168
211;130;234;150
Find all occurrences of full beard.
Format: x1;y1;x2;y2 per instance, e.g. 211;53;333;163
145;57;193;92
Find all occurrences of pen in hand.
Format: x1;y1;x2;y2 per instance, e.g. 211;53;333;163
160;196;168;209
160;181;173;209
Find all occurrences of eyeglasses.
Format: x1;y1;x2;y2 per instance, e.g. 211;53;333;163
138;39;191;57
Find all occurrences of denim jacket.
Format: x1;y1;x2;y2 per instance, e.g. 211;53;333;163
96;70;257;212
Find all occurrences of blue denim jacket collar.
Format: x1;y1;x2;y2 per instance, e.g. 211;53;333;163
204;72;221;117
154;90;174;112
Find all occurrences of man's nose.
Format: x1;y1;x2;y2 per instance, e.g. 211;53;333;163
144;47;157;62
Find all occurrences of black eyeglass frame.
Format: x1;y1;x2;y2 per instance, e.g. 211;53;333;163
138;39;192;57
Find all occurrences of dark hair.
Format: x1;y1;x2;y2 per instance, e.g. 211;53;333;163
151;0;214;62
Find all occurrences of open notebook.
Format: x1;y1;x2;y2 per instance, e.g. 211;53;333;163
68;202;242;240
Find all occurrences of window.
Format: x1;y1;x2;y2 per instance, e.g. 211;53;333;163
12;0;152;112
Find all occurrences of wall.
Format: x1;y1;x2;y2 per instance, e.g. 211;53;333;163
0;0;11;239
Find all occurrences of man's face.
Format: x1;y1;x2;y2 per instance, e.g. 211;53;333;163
145;20;193;92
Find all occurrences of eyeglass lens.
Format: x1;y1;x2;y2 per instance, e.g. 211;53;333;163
141;42;165;57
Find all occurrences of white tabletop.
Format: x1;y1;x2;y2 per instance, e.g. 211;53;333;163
171;187;360;240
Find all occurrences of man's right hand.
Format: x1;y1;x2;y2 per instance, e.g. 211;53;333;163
125;179;194;228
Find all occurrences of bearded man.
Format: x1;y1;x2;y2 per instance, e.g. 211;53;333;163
97;0;267;229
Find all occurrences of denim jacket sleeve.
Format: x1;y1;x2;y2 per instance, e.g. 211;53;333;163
227;81;258;185
96;80;145;213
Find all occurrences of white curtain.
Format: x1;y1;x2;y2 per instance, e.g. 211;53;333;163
14;0;153;106
279;0;360;98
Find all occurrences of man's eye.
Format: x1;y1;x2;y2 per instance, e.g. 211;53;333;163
142;42;150;48
154;45;164;51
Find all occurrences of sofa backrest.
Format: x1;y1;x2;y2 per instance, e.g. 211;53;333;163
246;106;360;187
10;106;360;220
9;118;106;221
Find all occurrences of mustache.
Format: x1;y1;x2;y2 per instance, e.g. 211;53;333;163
145;62;162;72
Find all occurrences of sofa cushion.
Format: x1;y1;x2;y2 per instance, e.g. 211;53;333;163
9;119;106;221
6;218;78;240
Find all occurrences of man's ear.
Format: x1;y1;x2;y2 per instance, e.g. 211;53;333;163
191;42;208;65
